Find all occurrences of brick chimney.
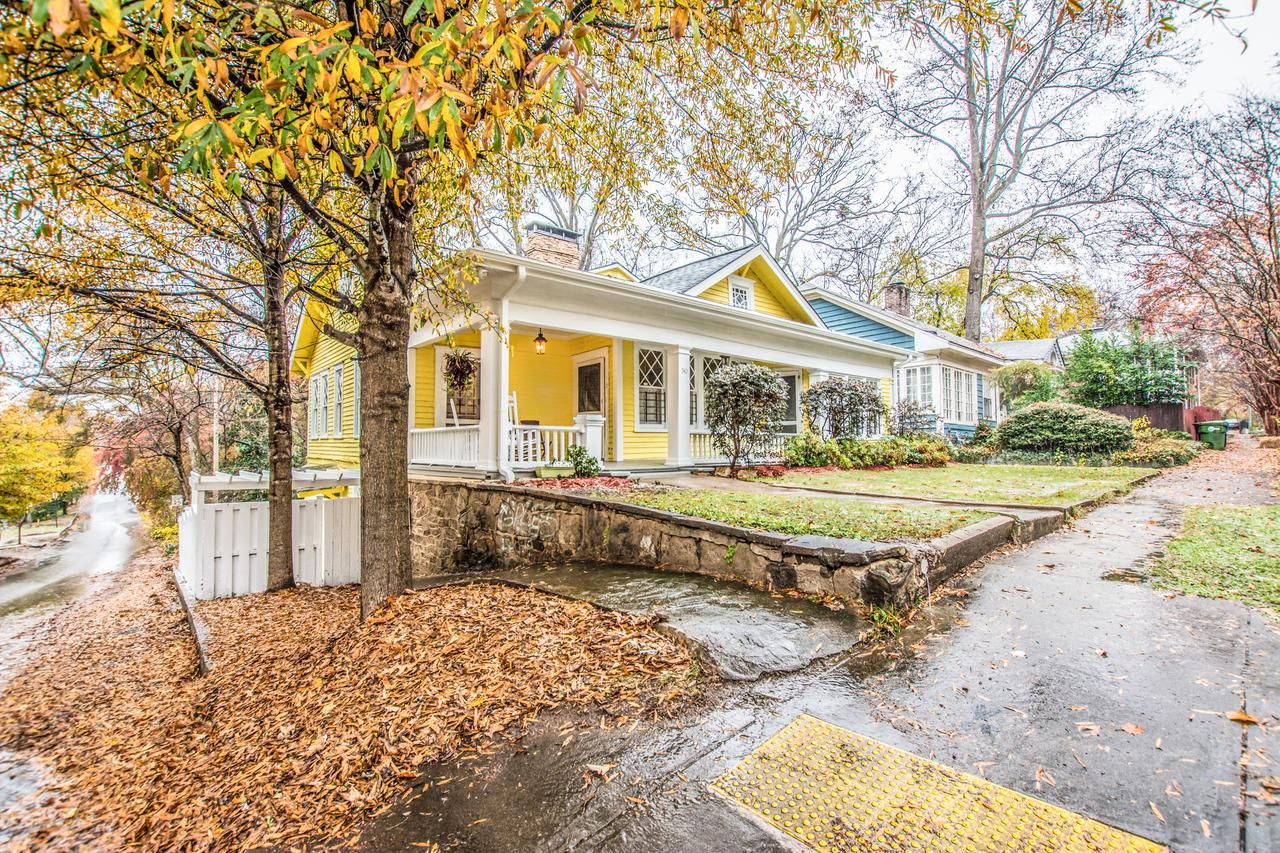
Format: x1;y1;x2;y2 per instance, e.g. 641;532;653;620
884;281;912;317
524;222;582;268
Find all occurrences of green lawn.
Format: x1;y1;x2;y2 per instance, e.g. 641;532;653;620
765;463;1155;507
1154;505;1280;615
611;488;988;542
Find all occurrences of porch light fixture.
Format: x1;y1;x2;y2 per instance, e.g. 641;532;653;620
534;329;547;355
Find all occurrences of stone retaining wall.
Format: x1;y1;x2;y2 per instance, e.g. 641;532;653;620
409;479;944;609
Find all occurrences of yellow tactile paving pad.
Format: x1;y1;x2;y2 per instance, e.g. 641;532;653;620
710;714;1165;852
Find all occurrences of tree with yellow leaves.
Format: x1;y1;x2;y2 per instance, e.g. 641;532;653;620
0;397;94;543
0;0;1196;617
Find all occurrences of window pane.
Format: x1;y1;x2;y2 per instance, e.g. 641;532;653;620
577;362;602;413
637;348;666;425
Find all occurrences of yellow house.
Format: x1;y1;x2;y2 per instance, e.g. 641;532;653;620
290;226;910;477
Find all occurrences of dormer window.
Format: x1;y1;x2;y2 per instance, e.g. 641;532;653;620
729;277;754;311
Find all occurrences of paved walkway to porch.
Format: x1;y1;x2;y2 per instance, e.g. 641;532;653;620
359;440;1280;852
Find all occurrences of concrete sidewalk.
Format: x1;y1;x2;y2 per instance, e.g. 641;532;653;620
359;448;1280;852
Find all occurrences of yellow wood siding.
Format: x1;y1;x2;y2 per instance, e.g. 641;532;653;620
621;340;668;460
694;260;815;325
881;376;892;412
413;347;434;428
415;331;617;461
304;333;360;468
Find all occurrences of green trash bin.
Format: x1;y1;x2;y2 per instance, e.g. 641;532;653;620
1196;420;1229;450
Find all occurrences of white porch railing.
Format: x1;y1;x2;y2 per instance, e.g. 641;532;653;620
507;425;581;468
690;431;790;464
409;426;481;466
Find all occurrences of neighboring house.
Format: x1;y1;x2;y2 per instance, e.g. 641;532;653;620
802;284;1007;441
290;226;911;478
986;337;1065;369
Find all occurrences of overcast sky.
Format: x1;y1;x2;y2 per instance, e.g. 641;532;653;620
1153;0;1280;107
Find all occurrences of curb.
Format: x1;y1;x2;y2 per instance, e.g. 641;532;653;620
172;565;214;675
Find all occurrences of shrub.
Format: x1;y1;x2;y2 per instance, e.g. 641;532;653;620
802;377;885;439
995;401;1134;454
900;435;950;466
564;444;600;478
1112;438;1201;468
1113;417;1201;468
951;443;997;464
969;422;996;447
782;431;848;468
838;437;909;469
992;361;1062;411
705;363;789;474
889;399;936;437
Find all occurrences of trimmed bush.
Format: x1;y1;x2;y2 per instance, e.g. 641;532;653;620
705;363;789;473
995;402;1133;455
900;435;950;466
803;377;885;439
1113;438;1200;468
951;443;998;464
782;431;848;468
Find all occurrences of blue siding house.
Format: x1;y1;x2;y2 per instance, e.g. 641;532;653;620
804;286;1007;440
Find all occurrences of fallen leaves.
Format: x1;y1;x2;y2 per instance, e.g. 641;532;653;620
1119;722;1145;735
0;549;702;850
1227;710;1261;725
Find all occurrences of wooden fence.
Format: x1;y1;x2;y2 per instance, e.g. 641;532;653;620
178;497;361;600
1103;403;1207;435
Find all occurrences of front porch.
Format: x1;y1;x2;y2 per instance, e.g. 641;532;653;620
406;322;804;476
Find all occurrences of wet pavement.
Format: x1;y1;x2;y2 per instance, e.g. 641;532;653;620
474;563;870;680
361;451;1280;853
0;493;138;818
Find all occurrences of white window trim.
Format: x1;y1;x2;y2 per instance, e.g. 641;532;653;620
775;368;801;434
727;275;755;312
572;347;609;416
319;371;330;438
939;364;979;425
353;361;362;438
332;364;344;439
433;345;481;427
634;345;667;432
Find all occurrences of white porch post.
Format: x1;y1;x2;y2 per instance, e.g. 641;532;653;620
406;346;417;460
666;345;692;467
478;302;510;471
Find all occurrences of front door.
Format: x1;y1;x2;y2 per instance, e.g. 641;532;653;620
576;359;604;415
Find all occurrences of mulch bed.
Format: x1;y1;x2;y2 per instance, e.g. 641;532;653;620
519;475;637;491
0;548;701;850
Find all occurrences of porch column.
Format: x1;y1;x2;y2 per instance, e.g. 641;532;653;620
478;303;510;471
406;346;417;461
666;345;692;467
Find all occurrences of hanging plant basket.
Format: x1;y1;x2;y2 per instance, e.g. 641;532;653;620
442;350;478;393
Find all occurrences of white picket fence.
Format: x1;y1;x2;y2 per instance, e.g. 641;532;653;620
177;497;361;600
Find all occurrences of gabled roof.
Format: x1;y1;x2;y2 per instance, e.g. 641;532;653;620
639;244;821;326
802;286;1006;367
641;246;757;293
986;338;1061;363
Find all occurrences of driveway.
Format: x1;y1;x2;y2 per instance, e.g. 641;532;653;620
360;441;1279;852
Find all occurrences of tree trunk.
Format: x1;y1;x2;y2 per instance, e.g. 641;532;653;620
964;192;985;342
357;181;415;619
262;188;295;591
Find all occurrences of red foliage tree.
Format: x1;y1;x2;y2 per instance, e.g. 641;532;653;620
1132;96;1280;433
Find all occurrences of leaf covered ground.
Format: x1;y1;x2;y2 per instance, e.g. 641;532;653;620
767;463;1153;506
0;551;700;850
613;487;986;542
